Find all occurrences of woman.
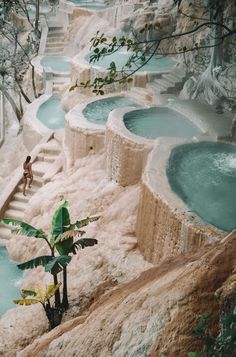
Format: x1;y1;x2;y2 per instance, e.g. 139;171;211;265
23;156;33;196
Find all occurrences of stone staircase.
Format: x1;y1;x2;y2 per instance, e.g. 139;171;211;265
0;139;61;242
147;65;187;95
52;72;71;95
45;27;67;56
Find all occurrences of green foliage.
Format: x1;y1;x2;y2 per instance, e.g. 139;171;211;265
14;283;62;329
44;255;72;275
189;311;236;356
2;218;47;239
3;200;99;317
17;255;53;271
51;200;71;245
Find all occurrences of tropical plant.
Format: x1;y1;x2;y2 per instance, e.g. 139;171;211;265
2;201;99;313
14;283;62;329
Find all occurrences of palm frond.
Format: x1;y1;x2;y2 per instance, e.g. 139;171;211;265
44;255;72;275
21;289;37;298
17;255;53;270
2;218;47;239
74;238;98;250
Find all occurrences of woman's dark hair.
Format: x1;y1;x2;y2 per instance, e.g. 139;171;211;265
25;156;31;163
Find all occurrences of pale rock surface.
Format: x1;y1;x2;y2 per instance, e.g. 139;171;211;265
2;152;151;355
18;232;236;357
0;304;48;357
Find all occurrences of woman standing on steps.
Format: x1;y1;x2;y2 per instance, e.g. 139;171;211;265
23;156;33;196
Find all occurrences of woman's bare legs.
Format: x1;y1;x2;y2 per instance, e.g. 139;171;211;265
28;175;33;188
23;177;27;196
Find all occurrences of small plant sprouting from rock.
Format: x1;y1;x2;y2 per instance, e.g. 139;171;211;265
14;284;62;330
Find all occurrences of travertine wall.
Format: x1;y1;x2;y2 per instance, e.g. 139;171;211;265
106;108;153;186
136;141;225;264
64;121;105;163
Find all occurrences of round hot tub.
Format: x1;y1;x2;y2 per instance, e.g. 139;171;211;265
106;106;204;186
83;96;140;125
167;142;236;232
123;107;202;139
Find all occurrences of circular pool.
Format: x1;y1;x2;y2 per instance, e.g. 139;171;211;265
0;246;23;316
37;96;67;129
83;96;140;125
167;142;236;232
123;107;202;139
86;51;176;72
40;56;70;73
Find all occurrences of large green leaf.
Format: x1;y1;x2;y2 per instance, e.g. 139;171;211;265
17;255;53;270
51;201;71;244
14;299;39;306
44;255;72;275
74;238;98;250
56;237;74;256
2;218;47;239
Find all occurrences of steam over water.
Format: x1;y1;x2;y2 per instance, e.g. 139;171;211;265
167;142;236;232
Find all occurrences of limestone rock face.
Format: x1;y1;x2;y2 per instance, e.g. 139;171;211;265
0;304;48;357
18;233;236;357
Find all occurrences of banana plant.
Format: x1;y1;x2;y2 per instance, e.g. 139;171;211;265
2;200;99;312
14;283;62;329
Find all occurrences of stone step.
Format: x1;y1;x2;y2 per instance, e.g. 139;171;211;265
52;77;71;84
44;51;65;56
36;153;57;163
45;47;65;54
161;73;178;85
0;226;12;240
17;184;38;196
46;41;66;47
40;142;61;155
154;78;174;88
31;177;44;188
4;209;24;221
53;72;71;79
13;192;29;203
8;200;27;211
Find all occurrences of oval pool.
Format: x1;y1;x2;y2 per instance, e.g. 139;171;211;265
37;96;67;129
40;56;71;73
86;51;176;72
83;96;140;125
167;142;236;232
0;246;23;316
123;107;202;139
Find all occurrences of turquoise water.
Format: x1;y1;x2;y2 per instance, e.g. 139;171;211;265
124;107;202;139
37;96;67;129
19;4;51;17
69;0;108;9
83;96;140;125
86;51;176;72
0;246;23;316
41;56;71;73
167;142;236;232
